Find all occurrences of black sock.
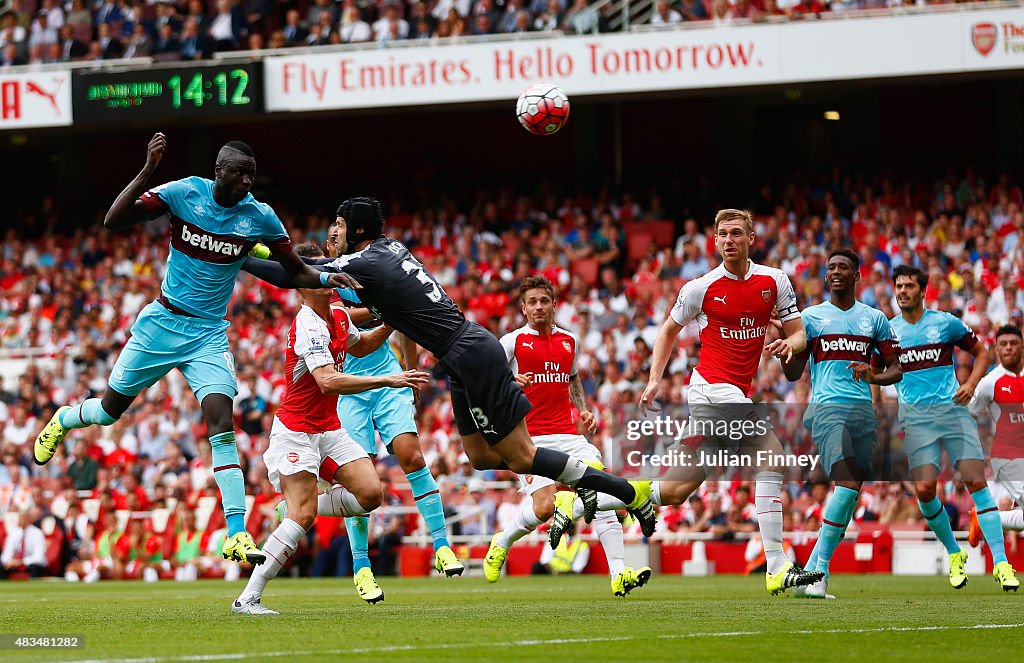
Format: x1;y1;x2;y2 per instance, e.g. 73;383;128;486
531;448;635;505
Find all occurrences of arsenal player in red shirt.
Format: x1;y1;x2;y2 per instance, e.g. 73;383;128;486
551;209;822;595
233;243;429;614
969;324;1024;544
482;275;651;597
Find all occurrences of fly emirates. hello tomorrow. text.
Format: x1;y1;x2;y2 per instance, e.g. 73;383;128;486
624;416;821;471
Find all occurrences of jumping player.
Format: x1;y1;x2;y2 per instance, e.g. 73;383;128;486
233;243;430;614
32;133;353;565
483;275;651;597
549;209;824;595
889;264;1018;591
780;248;903;599
324;220;464;600
242;197;657;535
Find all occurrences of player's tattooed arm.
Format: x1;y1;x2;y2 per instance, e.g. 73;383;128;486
105;132;166;231
569;374;598;434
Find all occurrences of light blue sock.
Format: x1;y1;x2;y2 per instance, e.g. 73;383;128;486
347;515;371;573
972;487;1008;565
60;399;116;429
805;542;820;573
918;496;960;555
209;432;246;537
815;486;859;576
407;466;449;551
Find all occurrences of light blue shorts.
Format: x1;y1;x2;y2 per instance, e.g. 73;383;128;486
108;301;236;402
899;404;984;471
338;385;416;456
805;402;877;479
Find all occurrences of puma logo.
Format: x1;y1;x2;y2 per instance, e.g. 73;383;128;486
522;341;534;349
713;295;727;305
482;427;497;436
1002;386;1013;393
26;80;62;113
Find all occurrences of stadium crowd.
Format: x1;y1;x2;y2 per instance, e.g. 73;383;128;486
0;0;995;67
1;165;1023;579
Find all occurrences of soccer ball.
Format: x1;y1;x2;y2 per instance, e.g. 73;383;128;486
516;83;570;136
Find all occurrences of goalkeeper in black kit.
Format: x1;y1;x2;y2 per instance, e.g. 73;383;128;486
243;197;656;534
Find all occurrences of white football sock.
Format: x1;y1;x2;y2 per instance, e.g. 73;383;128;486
652;481;664;506
240;518;305;598
495;499;544;549
1001;509;1024;531
593;510;625;577
755;471;786;575
318;485;371;517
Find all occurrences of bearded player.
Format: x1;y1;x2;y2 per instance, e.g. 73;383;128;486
233;243;430;614
780;249;903;599
966;324;1024;590
33;134;353;565
482;275;651;597
889;264;1017;591
549;208;823;595
241;198;657;536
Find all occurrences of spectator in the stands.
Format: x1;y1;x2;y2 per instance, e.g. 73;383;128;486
0;511;48;579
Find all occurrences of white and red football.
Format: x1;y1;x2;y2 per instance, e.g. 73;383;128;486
516;83;571;136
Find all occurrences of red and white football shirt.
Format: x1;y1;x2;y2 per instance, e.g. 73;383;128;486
670;260;800;392
276;306;360;434
499;324;579;436
970;364;1024;461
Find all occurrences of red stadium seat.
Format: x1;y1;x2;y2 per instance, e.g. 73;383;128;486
644;220;676;247
570;259;600;285
627;232;654;263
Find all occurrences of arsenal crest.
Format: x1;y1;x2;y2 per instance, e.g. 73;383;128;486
562;340;572;353
761;289;771;302
287;452;299;463
973;22;996;56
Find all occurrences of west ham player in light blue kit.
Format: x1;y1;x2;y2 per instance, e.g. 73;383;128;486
323;218;463;603
889;264;1018;591
32;133;352;565
781;249;902;598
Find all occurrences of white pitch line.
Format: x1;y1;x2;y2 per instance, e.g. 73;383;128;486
61;622;1024;663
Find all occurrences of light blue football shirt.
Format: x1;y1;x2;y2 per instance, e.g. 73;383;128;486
142;176;289;319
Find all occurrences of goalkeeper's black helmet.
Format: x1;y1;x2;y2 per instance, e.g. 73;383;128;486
336;197;384;253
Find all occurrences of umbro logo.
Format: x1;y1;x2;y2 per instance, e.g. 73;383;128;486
522;341;534;349
713;295;727;305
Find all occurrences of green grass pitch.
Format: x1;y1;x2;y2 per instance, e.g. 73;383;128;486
0;575;1019;662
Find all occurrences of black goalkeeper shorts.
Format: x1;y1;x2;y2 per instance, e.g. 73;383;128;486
440;321;532;446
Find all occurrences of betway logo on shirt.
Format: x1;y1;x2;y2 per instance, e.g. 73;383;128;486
813;334;874;363
898;343;951;372
821;337;869;354
171;217;254;264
